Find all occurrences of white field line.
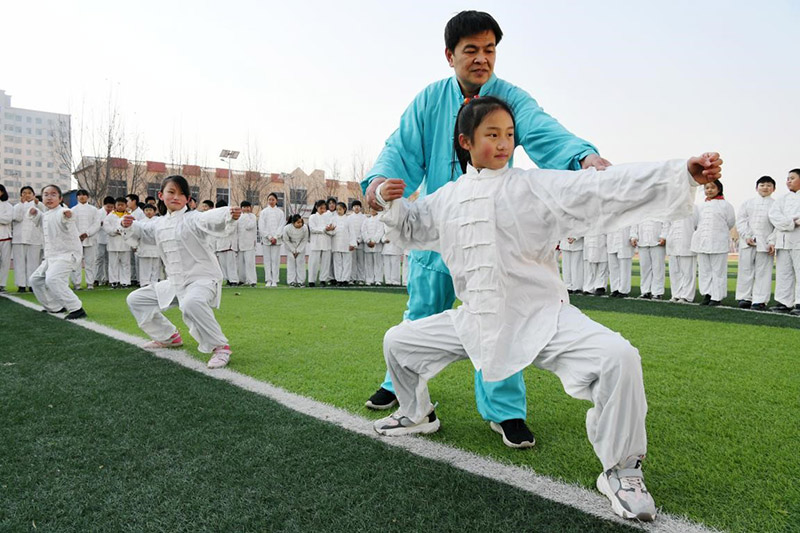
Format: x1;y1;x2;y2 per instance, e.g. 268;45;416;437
3;294;721;533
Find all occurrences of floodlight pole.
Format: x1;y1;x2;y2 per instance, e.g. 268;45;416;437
219;149;239;205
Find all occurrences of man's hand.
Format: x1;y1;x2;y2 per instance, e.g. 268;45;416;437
581;153;612;171
379;179;406;203
121;215;135;228
366;178;388;211
230;207;242;220
688;152;723;185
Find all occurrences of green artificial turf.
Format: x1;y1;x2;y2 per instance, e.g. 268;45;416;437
7;279;799;533
1;298;637;533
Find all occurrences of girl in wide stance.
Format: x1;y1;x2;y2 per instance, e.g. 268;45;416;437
372;96;722;522
121;176;241;369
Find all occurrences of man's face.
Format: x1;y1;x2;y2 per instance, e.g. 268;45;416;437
445;30;497;96
127;198;137;210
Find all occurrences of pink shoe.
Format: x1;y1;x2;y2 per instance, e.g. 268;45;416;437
207;345;232;369
143;332;183;349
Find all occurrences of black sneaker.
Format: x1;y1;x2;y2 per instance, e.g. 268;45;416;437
638;292;652;299
699;294;712;306
65;308;87;320
17;287;27;293
593;287;606;296
365;387;398;410
41;307;67;314
610;290;620;298
750;303;767;311
490;419;535;449
652;294;662;300
308;282;316;288
738;300;752;309
790;305;800;316
708;300;721;307
770;304;791;313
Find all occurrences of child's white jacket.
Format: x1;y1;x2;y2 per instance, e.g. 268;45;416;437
666;206;700;257
12;201;43;245
41;206;82;260
582;233;607;262
282;223;308;255
72;203;103;247
631;220;669;247
348;212;366;246
331;213;356;252
380;160;697;382
559;236;583;252
736;196;776;252
0;201;13;240
124;206;237;310
237;212;258;251
361;215;384;253
606;227;634;259
308;213;333;251
769;191;800;250
258;206;285;246
104;212;132;252
690;199;735;254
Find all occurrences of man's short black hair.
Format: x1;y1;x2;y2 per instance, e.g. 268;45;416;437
76;189;89;196
445;10;503;52
125;193;139;203
202;200;215;208
103;195;115;205
755;175;775;187
240;200;252;208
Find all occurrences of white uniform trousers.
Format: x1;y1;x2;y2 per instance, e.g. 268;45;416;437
383;255;401;285
138;257;161;287
126;280;227;354
352;248;366;282
365;253;384;285
95;243;108;284
308;250;331;284
71;245;98;287
561;250;584;292
735;247;774;304
286;253;305;285
216;251;239;284
607;254;632;294
30;256;83;313
638;246;666;296
696;252;728;302
384;304;647;471
583;260;608;292
332;251;352;282
402;255;409;286
262;245;281;285
12;243;42;288
238;249;257;286
774;249;800;307
130;253;139;283
668;255;697;301
0;240;11;288
108;250;132;285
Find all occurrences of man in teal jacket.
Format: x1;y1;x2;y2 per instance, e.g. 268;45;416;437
362;10;611;448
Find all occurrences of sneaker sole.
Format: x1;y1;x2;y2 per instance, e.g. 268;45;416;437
596;472;656;522
364;398;398;411
489;421;535;449
374;418;440;436
143;342;184;350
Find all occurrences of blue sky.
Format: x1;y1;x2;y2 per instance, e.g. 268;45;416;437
2;0;798;206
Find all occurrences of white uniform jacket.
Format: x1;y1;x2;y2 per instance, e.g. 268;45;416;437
41;206;82;260
237;212;258;251
606;227;634;259
308;213;333;251
381;230;404;256
769;191;800;250
124;206;236;309
380;160;697;382
258;206;285;246
361;216;385;253
12;202;43;245
348;212;366;246
666;206;700;257
215;218;238;253
72;203;103;247
282;223;308;255
582;233;607;263
331;213;356;252
631;220;669;247
559;236;583;252
691;199;736;254
737;196;776;252
104;212;132;252
0;201;13;240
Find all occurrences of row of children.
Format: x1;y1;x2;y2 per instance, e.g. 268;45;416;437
559;173;800;314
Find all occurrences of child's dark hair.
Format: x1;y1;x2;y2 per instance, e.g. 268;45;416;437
114;196;127;205
790;168;800;176
77;189;89;196
216;200;228;208
452;95;516;175
351;199;362;208
158;175;191;216
143;203;156;212
240;200;252;208
145;195;156;204
444;10;503;52
314;199;327;213
202;199;215;209
125;193;139;203
709;179;724;196
0;184;8;202
337;201;347;212
755;175;775;187
20;185;34;196
288;213;303;225
103;195;115;205
268;192;278;201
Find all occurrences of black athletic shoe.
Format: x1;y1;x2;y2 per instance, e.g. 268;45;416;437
594;287;606;296
638;292;652;300
17;287;27;293
790;305;800;316
610;290;620;298
41;307;67;314
738;300;752;309
490;418;536;449
750;303;767;311
65;308;87;320
618;293;629;298
770;304;791;313
699;294;712;306
708;300;721;307
365;387;398;410
652;294;662;300
308;282;316;287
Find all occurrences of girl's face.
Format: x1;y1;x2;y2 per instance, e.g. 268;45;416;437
756;181;775;197
42;186;61;209
317;204;327;214
158;181;189;212
268;195;277;207
459;109;514;171
20;189;34;202
787;172;800;193
328;201;336;211
704;182;720;199
293;219;304;229
352;204;361;214
336;205;345;216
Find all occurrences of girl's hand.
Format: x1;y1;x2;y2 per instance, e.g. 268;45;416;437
379;179;406;203
688;152;722;184
768;244;776;256
230;207;242;220
63;209;72;219
121;215;135;228
270;238;277;245
29;207;37;216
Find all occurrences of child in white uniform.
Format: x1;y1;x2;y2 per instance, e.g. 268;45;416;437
29;185;86;319
607;227;633;298
122;176;242;369
666;207;699;302
768;169;800;315
559;236;584;294
348;200;367;284
127;204;162;287
582;233;607;295
94;196;114;287
282;214;308;286
0;185;13;292
307;200;334;287
104;197;133;288
382;228;403;286
258;193;284;287
691;180;735;305
361;212;385;285
735;176;776;310
631;220;669;299
237;201;258;287
11;186;43;293
214;200;239;286
331;202;356;285
70;189;103;290
371;96;723;523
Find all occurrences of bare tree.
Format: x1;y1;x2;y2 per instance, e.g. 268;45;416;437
239;136;269;207
74;93;125;203
128;129;148;198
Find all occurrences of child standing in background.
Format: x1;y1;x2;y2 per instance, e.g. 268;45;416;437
691;180;735;306
308;200;333;287
362;211;385;285
348;200;367;285
0;184;13;292
582;233;607;296
282;214;308;287
127;204;162;287
237;201;258;287
94;196;115;287
735;176;776;310
70;189;103;290
559;236;584;294
11;186;43;293
666;207;700;303
214;200;239;287
259;193;284;287
631;220;669;299
104;197;133;288
382;230;403;286
768;169;800;315
331;202;356;285
606;227;633;298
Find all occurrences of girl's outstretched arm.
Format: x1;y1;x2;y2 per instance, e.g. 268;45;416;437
377;178;444;252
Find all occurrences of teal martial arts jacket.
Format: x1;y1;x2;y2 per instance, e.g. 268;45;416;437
362;74;598;277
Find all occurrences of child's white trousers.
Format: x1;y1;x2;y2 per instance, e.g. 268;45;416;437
238;249;257;285
668;255;696;301
138;257;161;287
365;253;383;285
583;260;607;292
108;250;131;285
12;243;41;288
561;250;583;292
697;252;728;301
286;253;305;285
217;251;238;284
308;250;331;284
262;245;281;285
333;251;352;282
383;255;401;285
638;246;666;296
607;254;631;294
71;245;97;287
735;247;774;304
30;256;83;313
775;249;800;307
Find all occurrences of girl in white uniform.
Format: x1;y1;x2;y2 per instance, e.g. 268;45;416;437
691;180;735;305
559;236;584;293
0;185;14;292
666;207;700;302
735;176;776;310
630;220;669;299
307;200;333;287
122;176;242;369
104;198;133;288
582;233;607;295
236;201;258;287
94;196;115;287
330;202;356;285
11;186;44;293
361;212;385;285
348;200;367;284
29;185;86;319
606;227;633;297
259;193;284;287
70;189;103;290
214;200;239;286
126;204;162;287
768;169;800;315
371;96;723;523
282;214;308;286
381;228;403;286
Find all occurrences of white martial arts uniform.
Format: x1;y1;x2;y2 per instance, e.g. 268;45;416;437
70;202;103;288
104;211;132;286
125;216;161;287
379;159;697;470
402;249;409;286
361;215;385;285
11;201;43;290
124;206;236;353
348;211;366;283
128;207;145;283
691;198;735;302
307;212;333;284
735;196;776;304
282;223;308;285
768;190;800;307
30;205;83;313
331;212;355;283
381;232;403;286
94;207;112;285
607;227;634;295
0;200;13;289
237;212;258;286
583;233;607;293
666;207;699;301
631;220;668;297
559;236;584;292
258;206;284;286
215;218;239;285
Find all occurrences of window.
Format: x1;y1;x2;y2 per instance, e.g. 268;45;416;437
35;129;42;135
245;190;260;206
35;172;42;178
25;161;31;167
35;118;42;124
289;188;307;205
216;188;229;204
35;161;42;167
273;191;285;208
3;158;13;164
47;162;53;168
26;116;32;123
146;181;160;199
108;179;127;198
190;185;200;200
